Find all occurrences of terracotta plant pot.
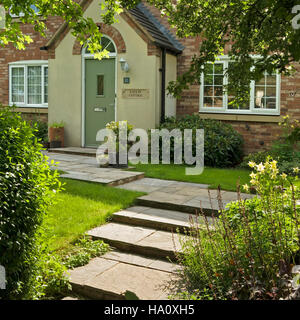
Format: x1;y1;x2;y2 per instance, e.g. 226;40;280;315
49;127;64;148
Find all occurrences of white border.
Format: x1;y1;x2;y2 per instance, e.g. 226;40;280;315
199;56;281;116
9;60;48;108
81;36;118;147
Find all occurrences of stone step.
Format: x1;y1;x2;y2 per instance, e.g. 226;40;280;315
49;147;97;157
61;171;145;187
136;191;221;215
135;190;252;215
68;252;179;300
87;223;184;261
111;206;214;233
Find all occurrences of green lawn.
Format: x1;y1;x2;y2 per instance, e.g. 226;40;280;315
129;163;251;192
45;178;144;252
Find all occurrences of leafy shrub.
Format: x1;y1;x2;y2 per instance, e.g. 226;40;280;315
64;237;110;269
36;250;70;299
240;116;300;175
177;158;300;300
240;151;272;169
31;119;48;143
159;115;244;167
0;107;62;299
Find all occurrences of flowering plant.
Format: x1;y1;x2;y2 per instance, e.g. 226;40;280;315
178;157;300;300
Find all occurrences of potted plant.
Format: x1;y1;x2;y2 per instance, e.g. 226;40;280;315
105;120;133;168
49;121;65;148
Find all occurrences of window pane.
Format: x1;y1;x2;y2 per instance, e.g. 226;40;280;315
203;63;225;108
265;98;277;109
44;67;48;103
254;87;265;108
11;67;25;103
266;75;276;85
204;86;213;96
214;86;223;96
101;37;110;48
28;66;42;104
255;72;277;109
214;75;223;86
266;86;276;97
106;42;116;53
204;64;213;74
86;37;116;54
204;74;213;85
214;64;223;74
204;97;213;107
97;75;104;96
214;97;223;108
228;97;250;110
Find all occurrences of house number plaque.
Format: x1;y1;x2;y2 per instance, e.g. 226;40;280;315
122;89;150;99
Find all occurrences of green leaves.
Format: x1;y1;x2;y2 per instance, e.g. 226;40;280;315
0;106;62;299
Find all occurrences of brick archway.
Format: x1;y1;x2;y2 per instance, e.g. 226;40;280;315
72;23;126;55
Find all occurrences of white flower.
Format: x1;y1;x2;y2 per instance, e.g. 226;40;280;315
243;184;249;192
256;163;265;172
248;161;256;168
281;173;287;180
293;167;299;174
250;172;256;179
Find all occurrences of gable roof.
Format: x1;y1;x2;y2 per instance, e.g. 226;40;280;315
128;3;184;54
43;0;183;55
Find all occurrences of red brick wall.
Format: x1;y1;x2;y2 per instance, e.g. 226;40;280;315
0;17;63;106
142;2;300;154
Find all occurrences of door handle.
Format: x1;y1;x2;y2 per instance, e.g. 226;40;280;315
94;107;107;112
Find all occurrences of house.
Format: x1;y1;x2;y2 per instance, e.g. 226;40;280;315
0;0;299;153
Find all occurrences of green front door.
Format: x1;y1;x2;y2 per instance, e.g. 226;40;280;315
85;58;115;147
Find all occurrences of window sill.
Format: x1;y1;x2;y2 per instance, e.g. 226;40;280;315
11;107;48;114
199;112;282;123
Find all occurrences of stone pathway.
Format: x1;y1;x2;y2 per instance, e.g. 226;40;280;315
45;152;144;186
46;150;253;300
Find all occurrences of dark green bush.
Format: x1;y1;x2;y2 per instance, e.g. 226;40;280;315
31;119;48;143
159;115;244;167
0;107;63;299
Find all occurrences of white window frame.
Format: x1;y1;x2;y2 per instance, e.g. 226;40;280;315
199;56;281;115
9;61;48;108
10;5;40;18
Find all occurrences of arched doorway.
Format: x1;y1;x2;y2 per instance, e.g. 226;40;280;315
82;36;117;147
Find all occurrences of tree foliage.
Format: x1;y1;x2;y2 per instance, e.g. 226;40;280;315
1;0;300;98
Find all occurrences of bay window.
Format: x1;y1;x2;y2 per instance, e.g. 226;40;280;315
200;57;280;115
9;61;48;107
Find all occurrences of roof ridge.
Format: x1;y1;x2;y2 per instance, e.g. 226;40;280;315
137;3;185;52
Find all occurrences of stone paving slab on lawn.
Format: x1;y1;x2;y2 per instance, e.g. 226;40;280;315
112;206;214;233
84;261;175;300
136;187;255;215
87;222;183;260
45;152;144;186
69;253;179;300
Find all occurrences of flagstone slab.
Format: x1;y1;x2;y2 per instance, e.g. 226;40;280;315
88;223;155;244
69;257;118;288
87;223;181;260
83;262;174;300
